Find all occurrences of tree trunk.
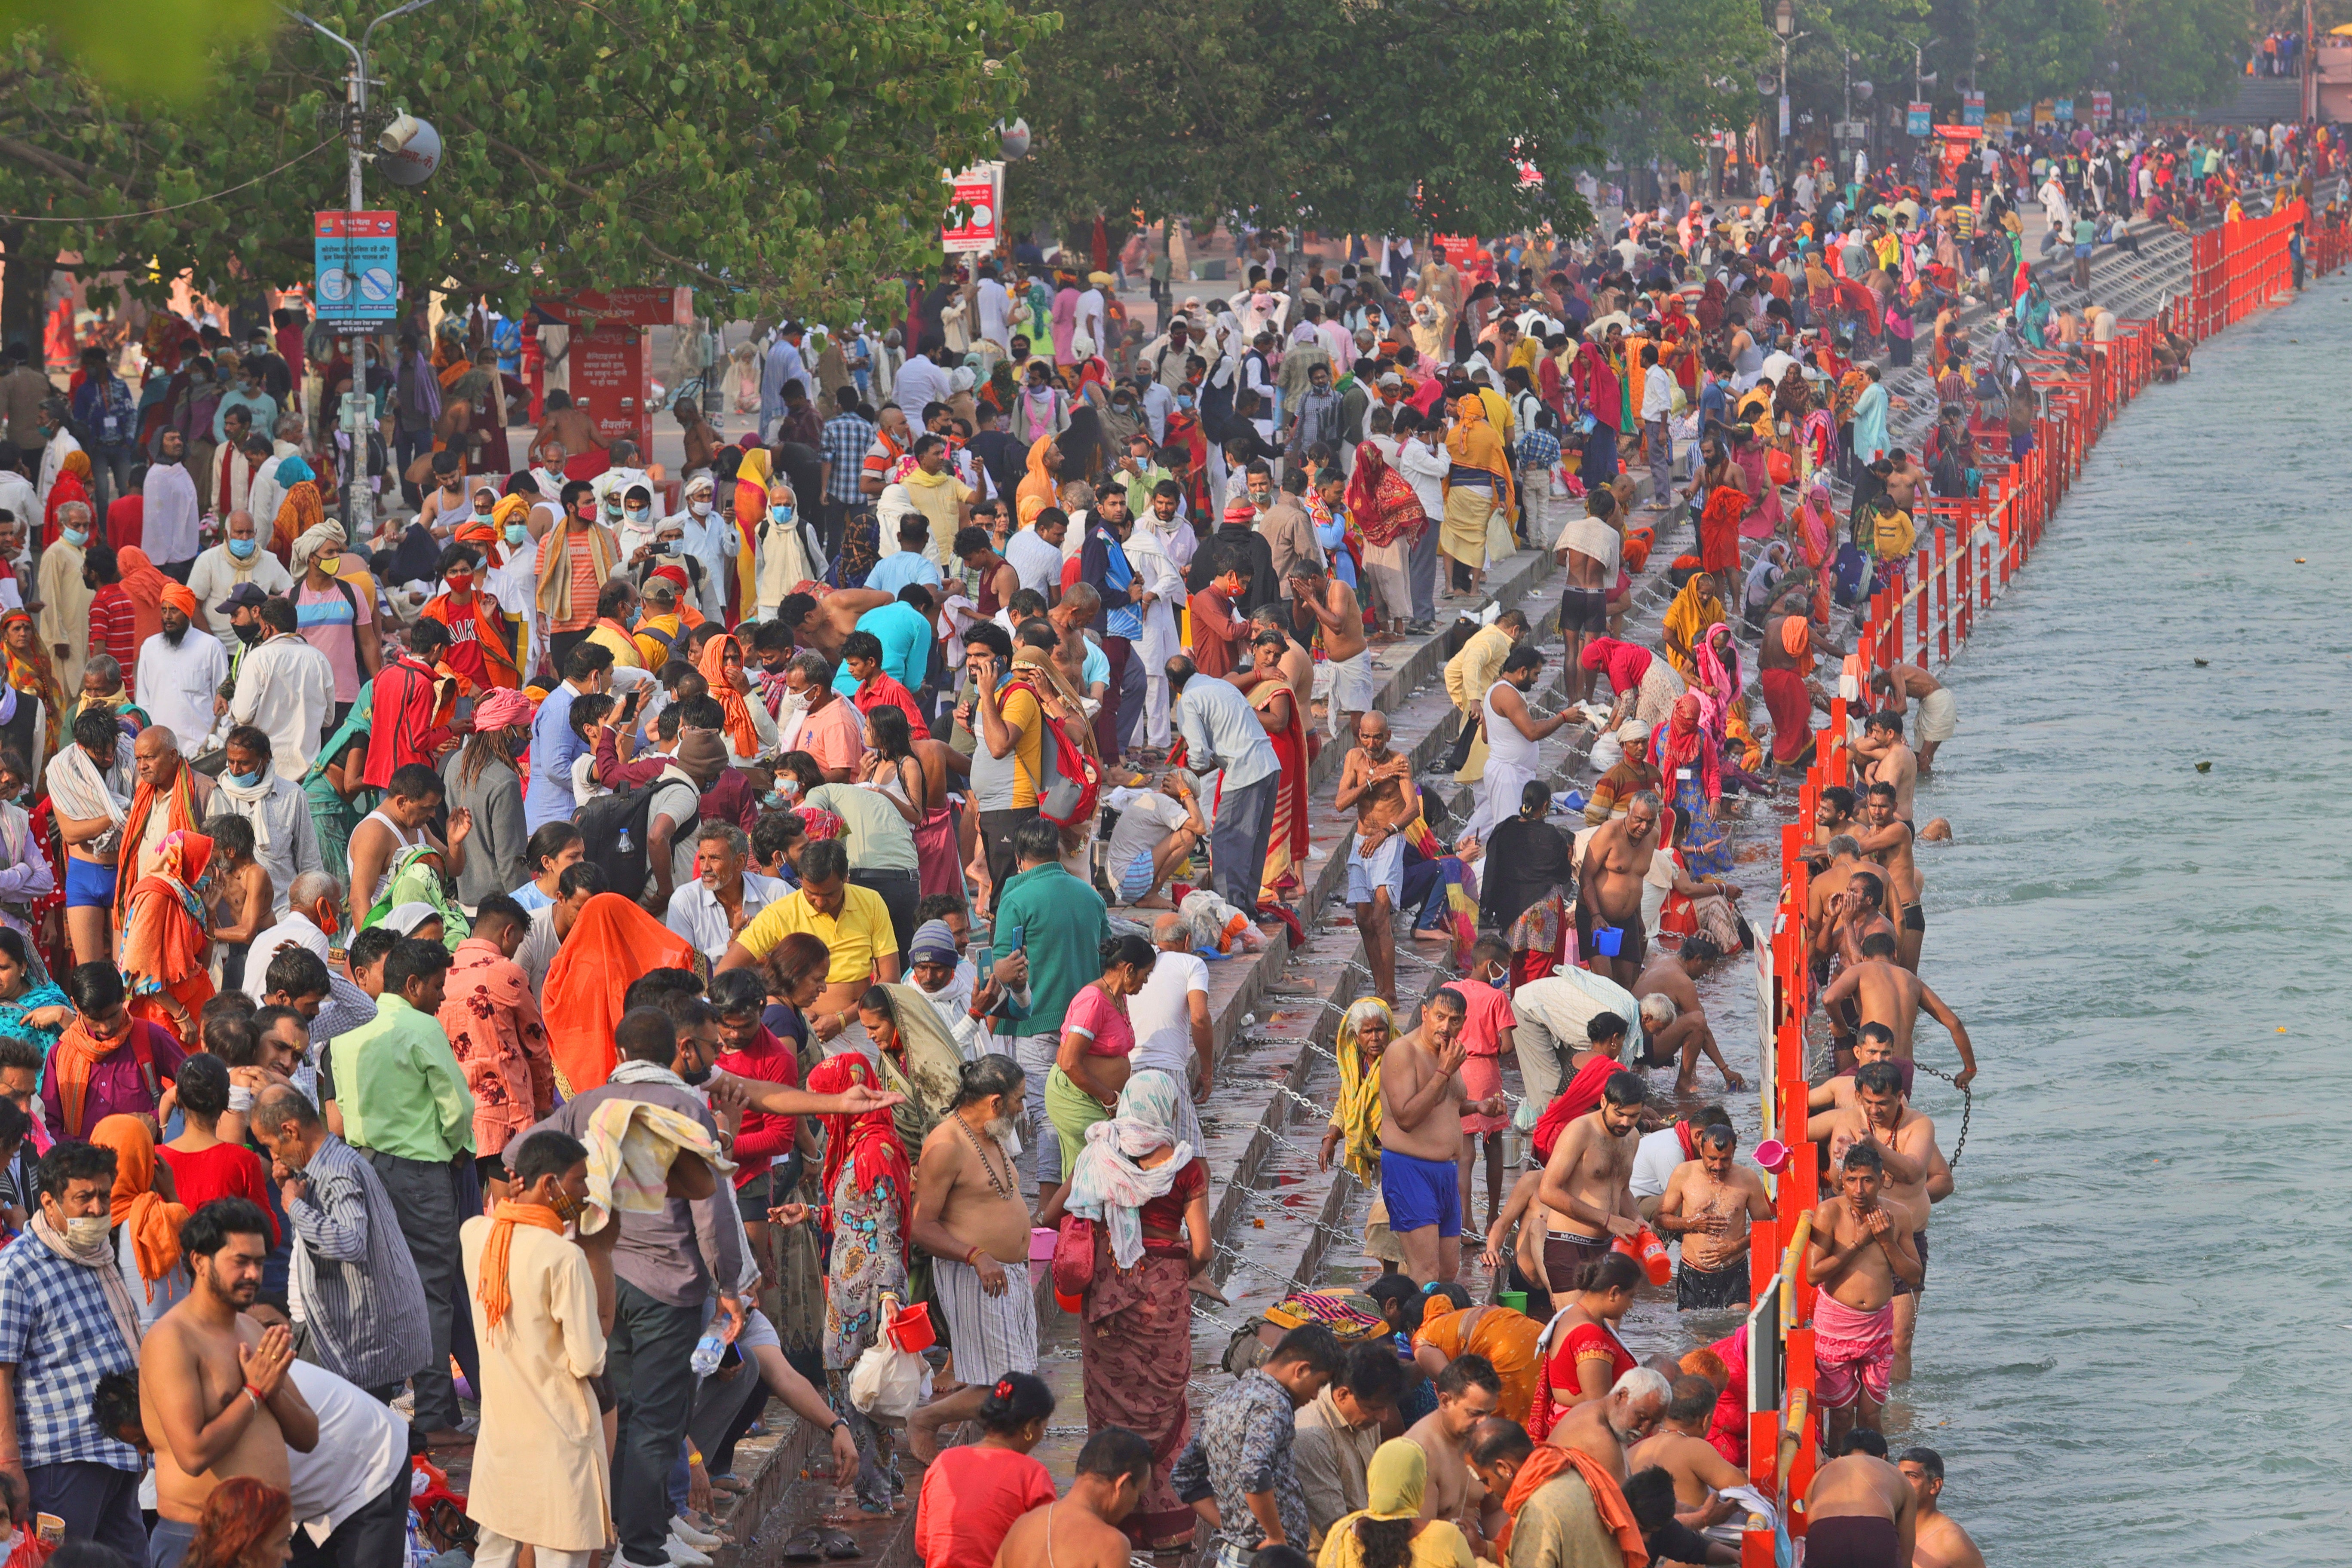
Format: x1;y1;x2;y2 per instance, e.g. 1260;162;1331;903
0;228;56;358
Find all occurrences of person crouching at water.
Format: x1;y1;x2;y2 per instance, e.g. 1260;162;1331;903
1805;1144;1921;1452
1803;1428;1917;1568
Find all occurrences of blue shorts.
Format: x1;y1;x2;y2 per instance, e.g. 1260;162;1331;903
1380;1148;1462;1238
64;857;118;910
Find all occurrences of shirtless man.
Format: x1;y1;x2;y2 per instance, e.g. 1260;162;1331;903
1810;1061;1950;1384
906;1055;1039;1461
1576;792;1662;986
1801;786;1859;867
954;528;1021;622
1896;1448;1985;1568
1806;1145;1922;1450
773;585;892;659
1544;1366;1668;1473
1235;606;1314;704
539;395;605;475
1807;838;1888;974
1867;665;1957;775
142;1198;320;1568
1628;1375;1752;1535
1804;1429;1918;1568
1379;989;1504;1283
1853;781;1925;971
1818;931;1976;1089
1537;1069;1645;1287
1555;490;1622;702
1810;1022;1909;1107
347;764;470;925
1654;1123;1774;1313
1854;710;1918;822
1333;710;1417;816
1407;1354;1505;1555
1287;560;1371;741
1633;939;1745;1091
991;1428;1149;1568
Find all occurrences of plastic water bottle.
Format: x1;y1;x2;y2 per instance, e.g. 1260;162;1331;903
690;1330;726;1377
617;824;635;856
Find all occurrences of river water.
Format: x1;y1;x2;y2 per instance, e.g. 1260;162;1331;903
1774;274;2352;1562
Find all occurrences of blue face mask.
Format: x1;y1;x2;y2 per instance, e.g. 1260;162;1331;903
227;538;258;561
504;524;530;547
625;506;650;524
63;528;87;548
770;505;794;524
226;767;265;789
473;508;494;524
623;607;641;629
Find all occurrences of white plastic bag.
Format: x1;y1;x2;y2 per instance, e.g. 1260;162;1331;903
846;1338;932;1421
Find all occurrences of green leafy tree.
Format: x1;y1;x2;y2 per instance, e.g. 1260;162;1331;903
2105;0;2251;108
0;0;1053;328
1009;0;1644;244
1602;0;1775;175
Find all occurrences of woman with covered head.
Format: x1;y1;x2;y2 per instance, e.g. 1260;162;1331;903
1059;1067;1212;1549
1439;394;1513;595
1318;995;1408;1268
1578;634;1684;734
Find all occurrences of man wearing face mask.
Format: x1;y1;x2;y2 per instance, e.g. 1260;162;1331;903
225;594;336;781
187;511;292;637
141;427;204;582
613;481;662;564
591;438;652;524
0;1139;152;1558
535;479;620;675
667;473;734;624
420;543;521;692
37;499;95;697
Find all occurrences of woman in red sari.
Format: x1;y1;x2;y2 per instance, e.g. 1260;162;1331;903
1243;629;1308;903
120;828;215;1039
1343;439;1426;633
1527;1250;1642;1440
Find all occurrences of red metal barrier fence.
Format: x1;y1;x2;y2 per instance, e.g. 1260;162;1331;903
1737;209;2329;1566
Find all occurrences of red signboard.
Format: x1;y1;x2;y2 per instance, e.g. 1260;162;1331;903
942;165;1001;255
572;325;650;456
534;288;679;327
314;211;397;239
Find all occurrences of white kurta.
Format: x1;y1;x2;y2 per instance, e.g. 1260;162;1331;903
460;1218;611;1552
135;629;230;755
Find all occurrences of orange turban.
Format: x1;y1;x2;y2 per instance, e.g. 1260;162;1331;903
159;581;199;622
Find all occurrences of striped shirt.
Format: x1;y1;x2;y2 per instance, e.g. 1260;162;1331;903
88;584;135;687
282;1133;433;1392
0;1235;142;1470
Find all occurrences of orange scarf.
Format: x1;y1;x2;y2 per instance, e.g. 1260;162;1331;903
51;1018;134;1142
697;634;762;758
1500;1446;1648;1568
112;766;202;935
475;1200;568;1334
89;1115;188;1297
541;893;700;1093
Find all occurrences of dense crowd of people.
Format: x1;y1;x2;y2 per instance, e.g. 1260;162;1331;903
0;100;2320;1568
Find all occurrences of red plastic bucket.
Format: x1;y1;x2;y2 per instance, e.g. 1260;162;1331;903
886;1299;935;1354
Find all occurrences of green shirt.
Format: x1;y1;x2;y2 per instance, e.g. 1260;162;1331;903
802;783;921;874
328;995;478;1163
988;863;1110;1041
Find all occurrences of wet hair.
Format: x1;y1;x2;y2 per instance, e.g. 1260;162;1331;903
181;1197;272;1260
1682;934;1724;963
1666;1374;1719;1425
1075;1425;1154;1487
1821;785;1856;816
1363;1271;1427;1335
1860;931;1898;959
1435;1353;1502;1399
1427;986;1469;1017
975;1369;1056;1434
1854;1061;1904;1096
1865;779;1899;799
1841;1141;1885;1176
951;1052;1025;1110
1839;1427;1890;1457
1699;1121;1736;1150
1602;1070;1645;1109
509;1129;590;1188
1849;871;1884;903
1898;1446;1944;1479
1577;1250;1647;1296
1858;1022;1896;1047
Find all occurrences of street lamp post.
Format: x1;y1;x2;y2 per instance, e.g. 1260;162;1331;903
284;0;451;541
1773;0;1808;184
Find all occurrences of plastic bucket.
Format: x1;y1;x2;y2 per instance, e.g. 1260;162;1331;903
1030;1226;1058;1264
886;1299;936;1354
1498;1290;1529;1314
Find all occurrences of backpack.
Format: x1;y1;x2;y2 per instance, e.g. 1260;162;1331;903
576;773;697;895
1001;670;1100;827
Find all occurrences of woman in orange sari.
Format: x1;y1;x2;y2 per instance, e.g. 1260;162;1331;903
1414;1287;1545;1425
1243;628;1308;903
121;828;214;1038
696;633;766;762
540;891;703;1095
89;1113;190;1323
113;547;170;661
0;609;64;764
267;457;326;560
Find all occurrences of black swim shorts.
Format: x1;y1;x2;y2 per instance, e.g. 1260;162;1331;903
1901;901;1926;932
1560;585;1610;635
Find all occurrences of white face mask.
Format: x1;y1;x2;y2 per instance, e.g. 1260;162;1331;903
689;500;710;518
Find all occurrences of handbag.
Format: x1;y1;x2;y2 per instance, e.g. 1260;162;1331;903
1440;706;1481;773
1050;1213;1099;1309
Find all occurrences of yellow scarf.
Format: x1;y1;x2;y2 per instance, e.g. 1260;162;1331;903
1332;998;1395;1183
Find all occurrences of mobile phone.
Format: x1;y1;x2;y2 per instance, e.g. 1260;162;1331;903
622;688;645;720
1004;925;1025;954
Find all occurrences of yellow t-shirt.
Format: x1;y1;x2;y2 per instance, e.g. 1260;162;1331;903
999;683;1045;811
736;884;897;983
